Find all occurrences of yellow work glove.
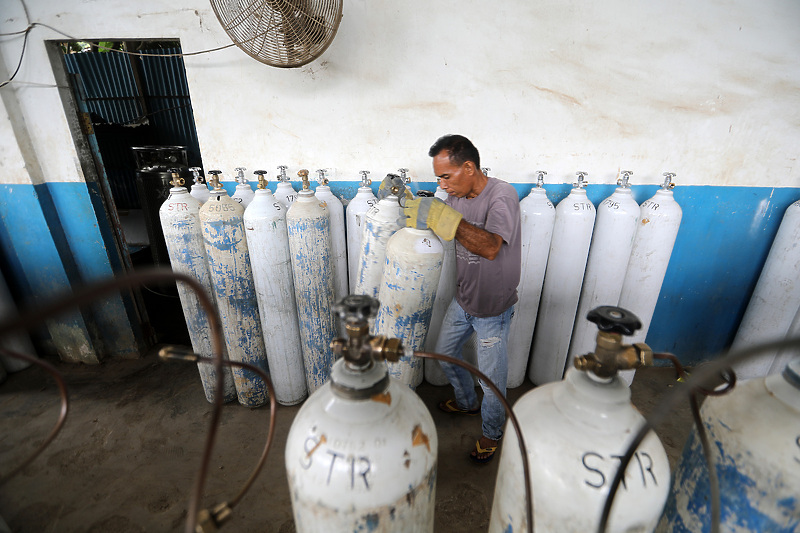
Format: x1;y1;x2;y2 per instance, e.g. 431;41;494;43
401;197;463;241
378;173;414;201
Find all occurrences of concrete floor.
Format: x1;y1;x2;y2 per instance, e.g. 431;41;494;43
0;349;692;533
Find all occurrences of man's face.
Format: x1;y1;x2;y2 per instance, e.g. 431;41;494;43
432;151;475;198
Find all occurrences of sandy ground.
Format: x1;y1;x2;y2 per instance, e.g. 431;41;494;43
0;349;692;532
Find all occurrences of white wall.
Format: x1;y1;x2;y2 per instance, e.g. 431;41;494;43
1;0;799;187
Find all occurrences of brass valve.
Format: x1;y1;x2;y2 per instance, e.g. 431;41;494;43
208;170;224;191
330;295;405;368
573;306;653;378
169;168;184;188
254;170;268;189
298;169;310;190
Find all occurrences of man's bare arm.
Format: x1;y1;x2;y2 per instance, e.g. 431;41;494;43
455;220;503;260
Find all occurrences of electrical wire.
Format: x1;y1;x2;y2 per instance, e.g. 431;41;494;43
596;337;800;533
0;348;69;486
0;17;278;88
0;24;31;89
414;350;534;533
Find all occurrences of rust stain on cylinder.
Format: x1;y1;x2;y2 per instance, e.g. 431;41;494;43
305;434;327;460
371;392;392;405
411;425;430;452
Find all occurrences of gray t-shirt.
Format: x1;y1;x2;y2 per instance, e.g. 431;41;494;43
447;177;521;317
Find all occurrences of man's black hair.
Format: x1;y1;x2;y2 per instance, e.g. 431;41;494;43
428;134;481;170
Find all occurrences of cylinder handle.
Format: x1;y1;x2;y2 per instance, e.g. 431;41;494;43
298;169;310;190
277;165;289;182
254;170;268;189
574;171;588;189
208;170;224;191
189;166;205;184
359;170;371;187
169;168;184;188
398;168;410;184
316;169;329;186
618;170;633;188
587;306;641;336
536;170;547;188
334;294;379;323
234;167;247;185
661;172;676;190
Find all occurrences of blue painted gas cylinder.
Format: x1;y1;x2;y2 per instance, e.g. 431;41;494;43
658;357;800;532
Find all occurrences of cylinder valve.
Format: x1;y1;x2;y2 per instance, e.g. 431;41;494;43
574;171;588;189
618;170;633;188
168;168;184;188
207;170;223;191
254;170;268;189
573;306;653;377
359;170;371;187
536;170;547;188
329;295;404;369
189;166;204;185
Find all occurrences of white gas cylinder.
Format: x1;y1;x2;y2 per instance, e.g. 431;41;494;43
658;357;800;532
375;228;444;388
314;169;348;302
199;175;269;407
243;171;307;406
286;170;338;393
424;236;456;386
490;369;670;532
275;165;298;209
570;171;641;365
769;304;800;375
188;166;210;205
731;199;800;379
354;178;403;299
230;167;255;207
159;172;237;403
434;183;448;201
506;171;555;388
618;173;682;385
529;172;596;385
286;295;437;533
345;171;378;289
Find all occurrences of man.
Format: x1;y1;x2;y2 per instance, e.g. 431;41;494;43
399;134;521;463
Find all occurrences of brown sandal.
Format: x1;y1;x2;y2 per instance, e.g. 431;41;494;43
438;399;480;415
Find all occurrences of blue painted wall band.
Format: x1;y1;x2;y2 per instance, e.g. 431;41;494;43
2;180;799;366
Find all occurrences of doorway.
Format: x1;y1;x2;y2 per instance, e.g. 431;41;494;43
50;39;203;346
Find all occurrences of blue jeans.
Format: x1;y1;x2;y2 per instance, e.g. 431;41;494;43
435;299;513;441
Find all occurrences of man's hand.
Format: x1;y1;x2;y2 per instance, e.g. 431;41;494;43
400;197;463;241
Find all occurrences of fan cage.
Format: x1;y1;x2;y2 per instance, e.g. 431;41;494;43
210;0;343;68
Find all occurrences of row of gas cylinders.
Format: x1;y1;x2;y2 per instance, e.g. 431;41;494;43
284;294;800;533
174;166;684;396
159;165;448;407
